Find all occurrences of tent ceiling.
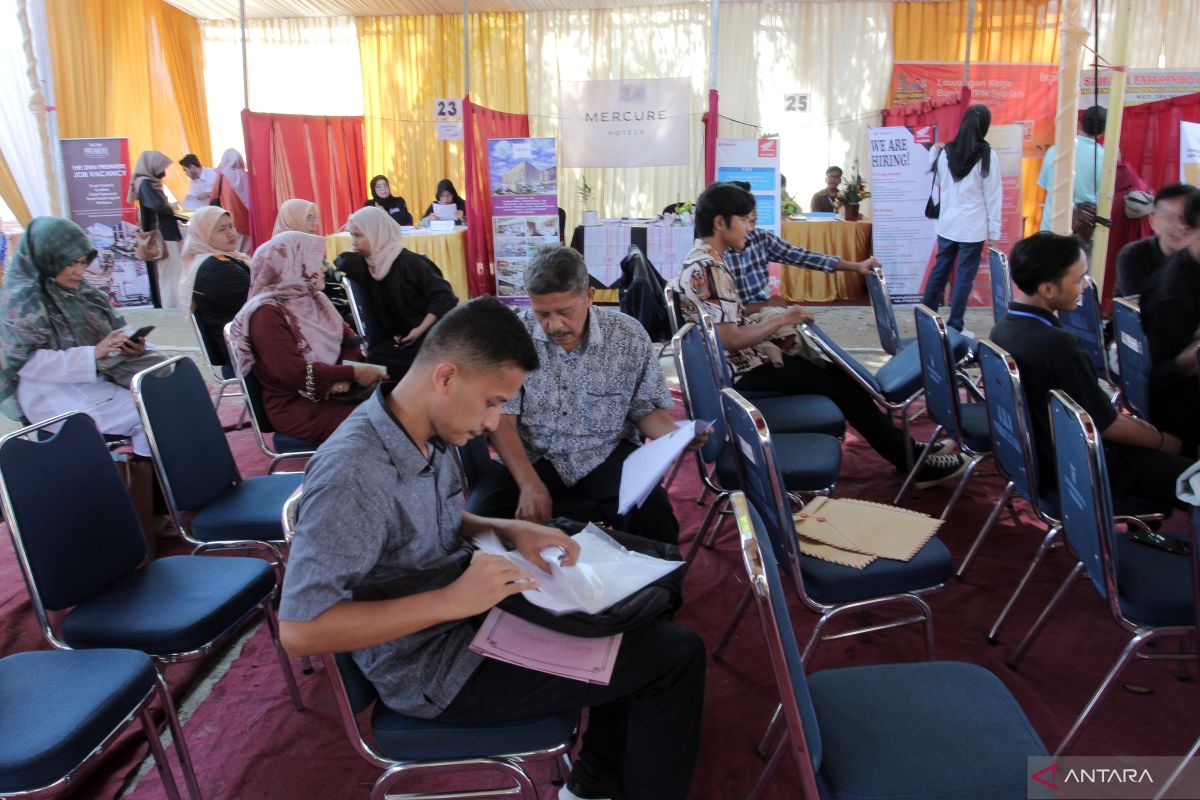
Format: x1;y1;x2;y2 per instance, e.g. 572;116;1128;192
166;0;898;20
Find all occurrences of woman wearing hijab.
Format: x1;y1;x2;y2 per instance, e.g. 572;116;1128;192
922;104;1002;333
210;149;252;248
272;198;320;236
336;206;458;379
228;231;383;443
420;178;466;224
131;150;184;308
181;206;251;367
363;175;413;227
0;217;152;453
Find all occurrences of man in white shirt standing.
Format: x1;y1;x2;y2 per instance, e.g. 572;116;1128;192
178;153;217;211
923;104;1003;333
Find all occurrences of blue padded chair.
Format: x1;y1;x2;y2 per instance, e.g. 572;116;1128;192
1008;391;1194;755
1058;275;1115;387
1112;297;1151;419
960;341;1168;644
189;310;242;415
894;305;992;517
671;323;843;567
697;313;846;439
864;267;976;361
222;322;319;473
132;356;303;557
0;648;196;799
989;246;1012;326
341;273;379;357
730;490;1047;800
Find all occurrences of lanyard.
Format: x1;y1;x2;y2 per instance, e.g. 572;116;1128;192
1007;309;1055;328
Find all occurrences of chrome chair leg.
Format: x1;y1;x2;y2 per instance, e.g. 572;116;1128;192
756;704;783;757
140;704;185;800
987;524;1061;644
1154;735;1200;799
682;492;728;575
703;511;730;549
662;457;684;491
747;733;788;800
1054;629;1151;756
155;672;204;800
893;426;941;505
299;655;314;675
712;585;752;662
1007;561;1084;669
957;482;1013;579
938;453;985;521
264;602;305;710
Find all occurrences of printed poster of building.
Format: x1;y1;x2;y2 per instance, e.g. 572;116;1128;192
487;137;558;306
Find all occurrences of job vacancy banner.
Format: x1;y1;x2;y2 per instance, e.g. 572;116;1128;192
560;78;690;168
715;138;781;234
868;126;938;304
60;138;152;308
1081;69;1200;107
488;137;559;307
1181;122;1200;185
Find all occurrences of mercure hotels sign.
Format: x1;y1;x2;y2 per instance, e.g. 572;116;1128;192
560;78;691;168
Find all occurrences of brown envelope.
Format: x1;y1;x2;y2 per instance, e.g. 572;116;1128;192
793;496;942;562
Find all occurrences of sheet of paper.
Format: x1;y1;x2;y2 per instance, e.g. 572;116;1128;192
469;608;621;685
473;524;682;615
432;202;458;220
618;420;712;514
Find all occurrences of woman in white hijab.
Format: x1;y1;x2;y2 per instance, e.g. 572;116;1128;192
180;206;251;367
334;205;458;378
210;148;252;249
272;199;320;236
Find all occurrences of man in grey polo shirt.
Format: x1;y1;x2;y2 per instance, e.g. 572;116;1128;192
280;296;705;800
467;246;706;545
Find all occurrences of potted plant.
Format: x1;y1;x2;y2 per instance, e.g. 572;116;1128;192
837;162;870;221
674;200;694;226
578;177;599;226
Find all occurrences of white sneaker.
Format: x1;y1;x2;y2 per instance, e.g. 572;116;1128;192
959;327;977;340
559;786;611;800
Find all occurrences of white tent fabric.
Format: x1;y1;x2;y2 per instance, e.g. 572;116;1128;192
1086;0;1200;68
199;16;363;161
0;0;55;219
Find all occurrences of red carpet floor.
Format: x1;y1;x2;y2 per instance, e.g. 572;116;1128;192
2;393;1197;799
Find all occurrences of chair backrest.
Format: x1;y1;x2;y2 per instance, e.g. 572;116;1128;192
0;413;147;615
189;311;227;374
224;323;277;435
977;340;1042;507
865;268;903;356
731;491;824;797
1058;275;1108;379
1112;298;1151;418
720;388;801;577
799;323;882;396
1049;390;1119;606
913;305;965;442
698;313;737;389
989;247;1012;325
671;322;727;465
133;356;239;511
340;274;377;352
663;283;681;336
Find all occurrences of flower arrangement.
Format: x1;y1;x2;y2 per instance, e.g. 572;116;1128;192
837;162;870;206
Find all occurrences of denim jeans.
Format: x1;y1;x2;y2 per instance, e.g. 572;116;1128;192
922;236;984;331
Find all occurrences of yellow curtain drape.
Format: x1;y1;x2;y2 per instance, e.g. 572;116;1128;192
894;0;1060;233
357;13;526;215
47;0;211;204
0;149;33;225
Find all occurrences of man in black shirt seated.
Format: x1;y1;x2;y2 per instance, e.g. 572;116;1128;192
1139;189;1200;457
991;231;1192;508
1115;183;1196;297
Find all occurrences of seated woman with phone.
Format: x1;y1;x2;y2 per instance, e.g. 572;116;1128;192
335;206;458;379
228;231;384;444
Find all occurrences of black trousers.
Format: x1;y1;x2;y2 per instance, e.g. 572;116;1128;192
1150;383;1200;459
734;354;911;470
1106;442;1196;510
437;620;706;800
466;439;680;545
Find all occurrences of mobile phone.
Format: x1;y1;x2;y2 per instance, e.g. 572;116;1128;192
1129;528;1190;556
130;325;155;342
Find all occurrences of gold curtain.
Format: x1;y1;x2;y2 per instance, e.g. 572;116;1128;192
0;149;33;225
357;13;526;213
46;0;211;204
894;0;1060;233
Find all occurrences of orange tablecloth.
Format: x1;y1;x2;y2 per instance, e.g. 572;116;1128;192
779;220;871;302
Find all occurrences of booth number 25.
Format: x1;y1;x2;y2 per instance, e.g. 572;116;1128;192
784;93;810;112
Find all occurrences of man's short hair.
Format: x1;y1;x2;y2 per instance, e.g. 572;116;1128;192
1009;232;1085;294
826;166;843;176
524;245;589;296
730;181;752;192
1155;183;1197;207
1184;191;1200;228
414;295;538;373
179;154;202;169
1080;106;1107;137
695;182;756;237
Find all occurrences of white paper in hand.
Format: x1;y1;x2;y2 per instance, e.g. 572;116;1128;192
432;202;458;220
617;420;712;514
472;525;681;615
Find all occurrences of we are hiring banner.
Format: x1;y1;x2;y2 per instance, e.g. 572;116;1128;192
560;78;691;168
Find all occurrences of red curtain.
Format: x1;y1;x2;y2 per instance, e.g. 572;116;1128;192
882;88;972;138
241;110;366;251
703;89;718;184
463;97;530;297
1119;91;1200;195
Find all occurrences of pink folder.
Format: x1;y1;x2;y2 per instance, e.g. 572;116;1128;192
469;609;623;685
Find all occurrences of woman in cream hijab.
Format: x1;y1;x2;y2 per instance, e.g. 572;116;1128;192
334;205;457;378
272;199;320;236
180;206;251;366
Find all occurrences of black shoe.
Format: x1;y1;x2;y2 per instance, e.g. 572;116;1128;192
914;453;971;489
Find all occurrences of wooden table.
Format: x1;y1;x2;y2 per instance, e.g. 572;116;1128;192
779;220;871;302
325;228;470;301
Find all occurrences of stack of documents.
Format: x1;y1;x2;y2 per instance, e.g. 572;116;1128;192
618;420;712;514
792;496;941;570
470;608;621;684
